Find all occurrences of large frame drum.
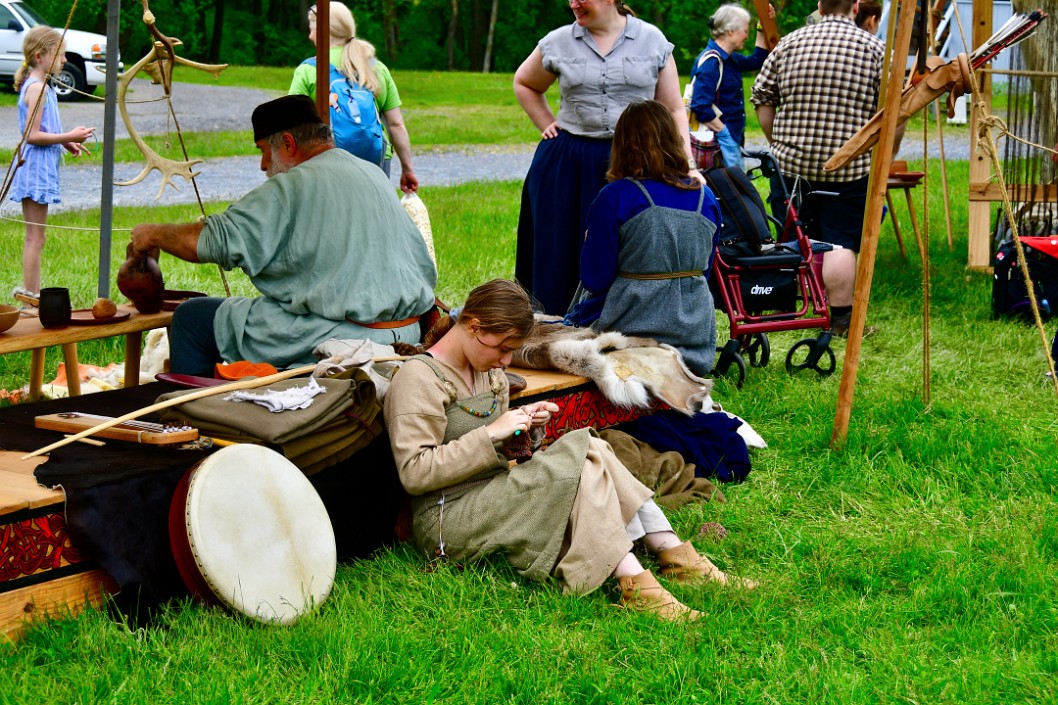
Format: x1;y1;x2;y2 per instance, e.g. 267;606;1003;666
168;444;337;625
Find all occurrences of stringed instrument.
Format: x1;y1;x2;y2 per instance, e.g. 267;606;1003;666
35;412;199;445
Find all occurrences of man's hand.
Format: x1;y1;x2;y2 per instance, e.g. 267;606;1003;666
129;221;204;263
130;224;156;255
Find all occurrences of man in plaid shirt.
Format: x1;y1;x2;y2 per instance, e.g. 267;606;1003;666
751;0;885;337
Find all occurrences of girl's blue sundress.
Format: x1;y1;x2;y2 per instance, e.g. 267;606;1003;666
10;77;64;205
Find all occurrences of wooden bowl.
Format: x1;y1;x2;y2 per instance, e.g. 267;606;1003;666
893;171;925;183
0;304;20;333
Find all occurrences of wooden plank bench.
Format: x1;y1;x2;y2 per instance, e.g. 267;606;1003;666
0;451;117;641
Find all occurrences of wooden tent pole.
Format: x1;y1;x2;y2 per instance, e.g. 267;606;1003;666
933;100;955;250
315;0;330;127
751;0;781;50
831;0;919;448
966;0;994;269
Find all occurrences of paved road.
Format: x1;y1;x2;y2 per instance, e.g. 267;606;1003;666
0;81;968;214
0;82;538;213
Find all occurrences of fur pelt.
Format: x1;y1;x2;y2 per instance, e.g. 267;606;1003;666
512;319;713;414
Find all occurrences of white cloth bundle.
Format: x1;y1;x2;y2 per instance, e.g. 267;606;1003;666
225;377;326;412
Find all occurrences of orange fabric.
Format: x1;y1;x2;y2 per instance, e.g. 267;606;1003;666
51;362;123;386
214;361;280;380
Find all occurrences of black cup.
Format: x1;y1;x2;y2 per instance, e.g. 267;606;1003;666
38;287;72;328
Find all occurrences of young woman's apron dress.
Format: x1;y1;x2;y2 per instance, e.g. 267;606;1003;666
408;356;652;594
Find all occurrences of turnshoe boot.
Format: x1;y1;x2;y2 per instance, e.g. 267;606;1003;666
657;540;758;588
618;570;701;621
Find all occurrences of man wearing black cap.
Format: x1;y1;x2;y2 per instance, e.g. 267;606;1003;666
131;95;437;375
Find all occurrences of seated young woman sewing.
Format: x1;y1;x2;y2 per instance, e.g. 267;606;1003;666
566;100;722;377
384;279;754;620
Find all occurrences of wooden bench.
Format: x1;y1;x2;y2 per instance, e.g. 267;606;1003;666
0;305;173;400
0;450;117;641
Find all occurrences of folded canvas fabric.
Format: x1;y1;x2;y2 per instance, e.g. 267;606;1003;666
313;338;401;402
598;429;725;509
157;370;379;446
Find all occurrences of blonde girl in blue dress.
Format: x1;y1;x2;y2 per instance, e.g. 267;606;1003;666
10;26;94;301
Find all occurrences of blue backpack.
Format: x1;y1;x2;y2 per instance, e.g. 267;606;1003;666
301;58;385;166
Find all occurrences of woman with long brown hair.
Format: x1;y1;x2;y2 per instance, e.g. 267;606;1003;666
568;100;721;377
385;279;752;620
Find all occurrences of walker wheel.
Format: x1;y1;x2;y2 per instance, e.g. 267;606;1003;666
711;342;747;388
743;333;770;368
785;338;836;377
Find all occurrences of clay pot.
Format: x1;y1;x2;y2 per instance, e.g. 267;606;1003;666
117;242;165;314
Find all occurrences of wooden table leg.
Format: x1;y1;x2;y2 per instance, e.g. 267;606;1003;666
886;191;908;260
903;187;924;257
61;343;80;397
29;348;45;401
124;332;142;388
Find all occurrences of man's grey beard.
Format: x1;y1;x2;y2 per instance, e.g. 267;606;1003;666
267;152;296;178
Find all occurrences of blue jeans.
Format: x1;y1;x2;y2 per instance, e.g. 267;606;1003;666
716;126;744;171
169;297;224;376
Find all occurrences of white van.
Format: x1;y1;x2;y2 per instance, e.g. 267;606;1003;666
0;0;119;100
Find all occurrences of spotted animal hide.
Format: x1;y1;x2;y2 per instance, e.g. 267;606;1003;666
512;320;713;414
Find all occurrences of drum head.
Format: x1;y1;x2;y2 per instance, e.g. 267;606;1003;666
178;444;337;625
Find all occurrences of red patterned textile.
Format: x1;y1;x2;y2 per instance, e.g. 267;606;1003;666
543;388;662;442
1;512;84;585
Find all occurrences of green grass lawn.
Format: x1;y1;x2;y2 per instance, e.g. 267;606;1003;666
0;64;1047;702
2;152;1057;703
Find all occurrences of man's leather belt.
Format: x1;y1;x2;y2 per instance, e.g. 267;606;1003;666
346;314;420;329
618;270;702;280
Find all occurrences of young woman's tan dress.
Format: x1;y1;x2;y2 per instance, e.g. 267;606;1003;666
384;356;653;594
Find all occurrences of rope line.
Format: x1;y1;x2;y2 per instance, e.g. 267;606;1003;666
0;212;133;231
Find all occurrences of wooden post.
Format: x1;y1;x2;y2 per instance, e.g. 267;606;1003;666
315;0;330;127
751;0;781;50
966;0;993;269
831;0;919;448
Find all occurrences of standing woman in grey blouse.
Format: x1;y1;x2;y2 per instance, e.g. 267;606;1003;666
513;0;697;315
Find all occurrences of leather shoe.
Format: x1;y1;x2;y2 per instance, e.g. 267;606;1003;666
830;312;878;339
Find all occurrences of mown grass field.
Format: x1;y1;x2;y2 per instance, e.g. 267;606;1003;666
1;65;1055;703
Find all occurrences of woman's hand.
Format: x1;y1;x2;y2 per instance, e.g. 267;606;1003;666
689;168;706;185
541;121;560;140
520;401;559;427
487;408;533;442
64;142;88;157
706;118;725;133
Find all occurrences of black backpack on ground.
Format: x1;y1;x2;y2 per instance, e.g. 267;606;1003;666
991;238;1058;321
704;167;773;254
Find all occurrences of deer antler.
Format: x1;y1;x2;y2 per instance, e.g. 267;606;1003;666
115;4;228;199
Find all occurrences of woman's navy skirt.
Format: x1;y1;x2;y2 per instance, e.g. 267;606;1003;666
516;131;612;315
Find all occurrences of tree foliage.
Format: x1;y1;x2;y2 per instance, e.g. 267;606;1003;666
35;0;819;73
